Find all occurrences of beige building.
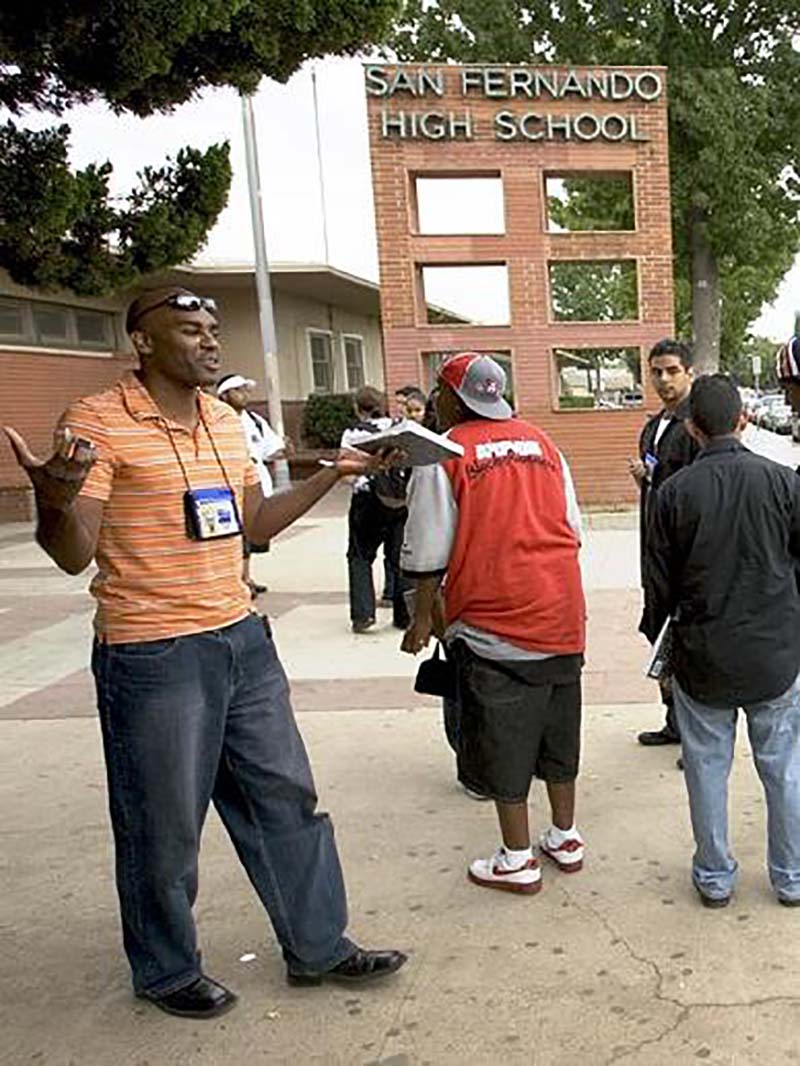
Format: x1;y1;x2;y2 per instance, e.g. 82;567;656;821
0;262;386;520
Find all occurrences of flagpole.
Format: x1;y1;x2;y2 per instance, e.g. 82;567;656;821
241;91;290;488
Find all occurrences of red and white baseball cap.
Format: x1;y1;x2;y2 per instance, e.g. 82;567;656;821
438;352;512;420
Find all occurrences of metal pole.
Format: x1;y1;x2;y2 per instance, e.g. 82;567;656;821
241;91;290;488
311;66;330;264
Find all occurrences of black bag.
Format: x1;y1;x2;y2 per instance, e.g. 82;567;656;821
414;642;456;699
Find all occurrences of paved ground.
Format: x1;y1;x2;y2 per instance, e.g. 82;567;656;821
2;429;800;1065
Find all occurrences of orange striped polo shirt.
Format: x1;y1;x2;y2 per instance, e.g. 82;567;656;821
61;372;260;643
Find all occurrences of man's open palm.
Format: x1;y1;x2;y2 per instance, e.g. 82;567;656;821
4;426;96;511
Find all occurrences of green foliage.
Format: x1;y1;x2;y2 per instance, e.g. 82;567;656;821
0;1;402;115
549;261;638;322
302;393;356;448
390;2;800;364
0;0;401;294
724;335;780;389
548;175;635;233
0;122;231;295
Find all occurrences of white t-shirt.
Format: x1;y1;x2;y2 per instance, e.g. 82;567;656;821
241;410;284;497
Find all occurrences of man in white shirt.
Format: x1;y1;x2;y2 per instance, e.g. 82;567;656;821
218;373;286;596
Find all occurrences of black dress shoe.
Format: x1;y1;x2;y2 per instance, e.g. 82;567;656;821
287;947;407;987
638;727;681;746
695;886;731;909
144;976;238;1019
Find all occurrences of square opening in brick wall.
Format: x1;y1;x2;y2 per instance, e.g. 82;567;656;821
419;264;510;326
548;260;639;322
554;346;643;411
412;173;505;235
545;172;635;232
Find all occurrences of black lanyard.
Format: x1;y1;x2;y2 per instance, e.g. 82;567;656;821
163;408;235;497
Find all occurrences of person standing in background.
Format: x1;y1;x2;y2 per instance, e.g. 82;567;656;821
630;339;698;749
217;373;286;599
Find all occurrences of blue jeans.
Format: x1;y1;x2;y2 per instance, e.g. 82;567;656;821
674;674;800;902
92;614;353;997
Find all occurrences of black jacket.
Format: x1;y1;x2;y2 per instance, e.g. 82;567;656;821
638;398;700;584
644;438;800;707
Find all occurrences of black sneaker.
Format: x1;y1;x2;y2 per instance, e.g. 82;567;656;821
352;618;376;634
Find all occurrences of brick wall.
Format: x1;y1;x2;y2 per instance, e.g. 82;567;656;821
0;351;135;521
366;65;674;506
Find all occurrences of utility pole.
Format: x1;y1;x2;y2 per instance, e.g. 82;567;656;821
241;91;290;488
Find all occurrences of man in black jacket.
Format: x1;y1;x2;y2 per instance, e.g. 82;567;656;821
630;339;699;746
644;374;800;907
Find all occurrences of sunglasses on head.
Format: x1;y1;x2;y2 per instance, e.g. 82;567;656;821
130;293;218;328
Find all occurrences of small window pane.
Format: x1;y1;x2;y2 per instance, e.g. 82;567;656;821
76;310;112;348
555;347;643;410
0;299;26;339
344;337;365;390
33;304;69;343
549;261;638;322
310;333;334;393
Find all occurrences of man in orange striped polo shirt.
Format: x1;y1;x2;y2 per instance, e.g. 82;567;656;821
4;287;406;1019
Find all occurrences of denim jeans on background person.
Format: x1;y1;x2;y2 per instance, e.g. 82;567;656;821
674;674;800;903
92;614;353;997
347;490;408;628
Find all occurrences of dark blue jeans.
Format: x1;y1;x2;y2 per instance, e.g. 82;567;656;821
92;614;353;997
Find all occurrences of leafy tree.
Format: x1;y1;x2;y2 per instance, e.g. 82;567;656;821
549;261;639;323
390;2;800;372
0;122;230;295
0;0;401;295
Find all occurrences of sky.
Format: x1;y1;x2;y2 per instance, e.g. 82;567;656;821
10;55;799;342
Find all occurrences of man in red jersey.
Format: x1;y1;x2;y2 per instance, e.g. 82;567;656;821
401;353;586;895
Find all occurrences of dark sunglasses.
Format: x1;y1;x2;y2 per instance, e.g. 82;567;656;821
129;293;218;328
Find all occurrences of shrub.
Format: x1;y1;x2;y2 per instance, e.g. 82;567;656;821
302;393;356;448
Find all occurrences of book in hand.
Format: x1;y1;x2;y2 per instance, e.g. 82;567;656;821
645;617;673;680
345;419;465;467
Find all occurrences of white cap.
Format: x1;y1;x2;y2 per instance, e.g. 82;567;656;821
217;374;256;396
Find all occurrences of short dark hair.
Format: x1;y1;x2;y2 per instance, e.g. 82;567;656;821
689;374;742;437
648;338;693;368
403;388;427;406
394;384;420;397
354;385;387;418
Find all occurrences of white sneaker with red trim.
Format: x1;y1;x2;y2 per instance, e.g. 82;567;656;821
539;827;584;872
468;848;542;894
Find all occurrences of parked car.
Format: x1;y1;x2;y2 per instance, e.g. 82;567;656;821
750;393;786;428
763;401;793;434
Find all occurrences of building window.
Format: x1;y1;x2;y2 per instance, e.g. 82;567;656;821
32;303;70;344
75;309;113;349
0;298;28;342
554;347;643;410
0;296;117;352
343;335;366;390
309;330;335;393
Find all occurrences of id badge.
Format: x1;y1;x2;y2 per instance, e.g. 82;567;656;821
184;487;242;541
644;451;658;482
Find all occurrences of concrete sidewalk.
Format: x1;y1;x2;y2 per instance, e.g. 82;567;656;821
1;485;799;1064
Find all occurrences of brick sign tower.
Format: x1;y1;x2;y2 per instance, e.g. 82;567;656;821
365;64;674;505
